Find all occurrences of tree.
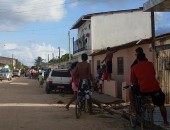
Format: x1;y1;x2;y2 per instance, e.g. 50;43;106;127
48;53;73;64
34;56;44;67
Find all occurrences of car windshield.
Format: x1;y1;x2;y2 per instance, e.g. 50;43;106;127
51;70;71;77
13;70;19;72
1;68;10;73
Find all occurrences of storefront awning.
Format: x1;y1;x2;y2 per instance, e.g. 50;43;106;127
143;0;170;12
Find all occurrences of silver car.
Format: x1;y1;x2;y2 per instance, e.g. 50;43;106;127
0;68;13;81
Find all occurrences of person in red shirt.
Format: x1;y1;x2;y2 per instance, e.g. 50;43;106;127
130;53;169;127
101;64;108;81
66;62;79;110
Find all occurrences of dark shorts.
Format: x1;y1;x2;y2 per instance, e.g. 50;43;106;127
78;79;92;101
106;60;112;73
141;90;165;106
131;85;165;106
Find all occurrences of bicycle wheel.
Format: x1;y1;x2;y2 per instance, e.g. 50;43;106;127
145;107;154;129
83;99;89;113
75;100;81;119
129;106;137;128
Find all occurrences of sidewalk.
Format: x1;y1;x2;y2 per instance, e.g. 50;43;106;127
92;92;170;130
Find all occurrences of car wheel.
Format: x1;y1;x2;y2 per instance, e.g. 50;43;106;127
46;84;51;94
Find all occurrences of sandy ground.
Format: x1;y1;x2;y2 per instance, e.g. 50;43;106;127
0;77;142;130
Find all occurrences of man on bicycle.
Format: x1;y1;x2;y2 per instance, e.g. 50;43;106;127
75;53;94;115
131;47;147;68
130;52;169;127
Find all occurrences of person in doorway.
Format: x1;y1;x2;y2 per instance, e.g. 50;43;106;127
101;47;115;81
75;53;94;115
65;61;79;110
96;65;103;93
130;52;169;127
101;64;108;81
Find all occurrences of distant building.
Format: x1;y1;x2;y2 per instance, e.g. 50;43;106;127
0;56;16;69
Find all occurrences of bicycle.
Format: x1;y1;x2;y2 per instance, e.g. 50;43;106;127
75;96;89;119
75;79;92;119
124;85;154;130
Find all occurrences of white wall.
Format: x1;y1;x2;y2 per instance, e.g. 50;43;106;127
91;11;151;51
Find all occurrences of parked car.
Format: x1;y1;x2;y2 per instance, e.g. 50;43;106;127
45;69;72;94
0;68;12;81
13;69;21;77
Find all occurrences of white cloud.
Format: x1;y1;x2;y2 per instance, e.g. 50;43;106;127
0;42;67;66
69;0;145;7
155;12;164;24
0;0;66;31
3;43;18;50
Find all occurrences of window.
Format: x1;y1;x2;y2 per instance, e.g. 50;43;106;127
51;70;71;77
97;60;100;66
117;57;124;75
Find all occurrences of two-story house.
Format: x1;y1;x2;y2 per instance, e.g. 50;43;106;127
70;7;151;62
70;7;154;100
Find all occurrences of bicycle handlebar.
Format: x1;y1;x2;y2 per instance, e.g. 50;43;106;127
123;85;130;90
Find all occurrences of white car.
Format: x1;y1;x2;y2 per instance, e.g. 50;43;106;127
45;69;72;94
13;69;21;77
0;68;12;81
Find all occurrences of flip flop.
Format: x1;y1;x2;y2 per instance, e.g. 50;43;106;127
65;105;69;111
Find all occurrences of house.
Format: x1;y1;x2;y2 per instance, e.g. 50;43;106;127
0;56;16;69
70;7;152;101
70;7;151;64
91;33;170;103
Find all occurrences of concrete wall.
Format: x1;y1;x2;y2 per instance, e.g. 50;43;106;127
91;11;151;51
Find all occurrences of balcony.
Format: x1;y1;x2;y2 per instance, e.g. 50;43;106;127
73;35;88;54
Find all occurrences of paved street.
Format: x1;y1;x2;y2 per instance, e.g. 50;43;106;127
0;77;145;130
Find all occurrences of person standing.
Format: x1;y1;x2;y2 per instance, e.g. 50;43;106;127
75;53;94;115
101;47;115;81
38;72;44;88
96;65;103;94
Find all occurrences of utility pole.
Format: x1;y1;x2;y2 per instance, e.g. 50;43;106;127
68;31;71;61
48;54;49;67
12;54;14;69
58;47;60;62
48;54;49;62
52;53;54;69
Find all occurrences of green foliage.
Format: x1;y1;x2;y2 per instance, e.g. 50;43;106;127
8;64;14;70
34;56;44;67
49;53;73;63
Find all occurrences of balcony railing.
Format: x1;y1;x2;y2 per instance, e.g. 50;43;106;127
73;35;87;54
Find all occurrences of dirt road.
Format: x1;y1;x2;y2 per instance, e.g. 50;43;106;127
0;77;141;130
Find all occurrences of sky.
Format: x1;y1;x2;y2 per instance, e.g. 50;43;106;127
0;0;169;66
